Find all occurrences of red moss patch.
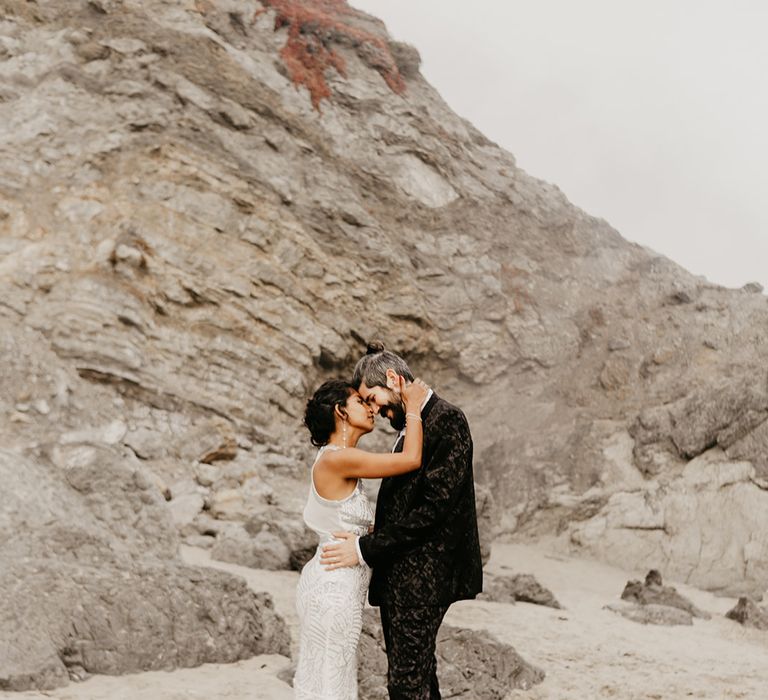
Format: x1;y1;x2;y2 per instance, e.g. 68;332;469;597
257;0;406;109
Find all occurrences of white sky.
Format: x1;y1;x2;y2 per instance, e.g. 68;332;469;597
351;0;768;290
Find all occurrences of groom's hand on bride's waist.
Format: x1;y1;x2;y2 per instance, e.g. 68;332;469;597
320;531;361;570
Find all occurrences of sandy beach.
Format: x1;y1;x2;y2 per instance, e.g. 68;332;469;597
5;542;768;700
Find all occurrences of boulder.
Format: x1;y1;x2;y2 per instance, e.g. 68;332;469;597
568;450;768;595
0;446;290;692
211;526;292;570
475;483;501;566
479;572;562;609
290;545;318;572
168;492;206;527
605;602;693;627
357;609;545;698
0;560;290;691
620;570;710;619
725;597;768;631
177;418;239;464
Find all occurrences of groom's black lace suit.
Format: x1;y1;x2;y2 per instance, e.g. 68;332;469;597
359;393;483;609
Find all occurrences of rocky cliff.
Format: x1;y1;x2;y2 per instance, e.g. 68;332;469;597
2;0;768;688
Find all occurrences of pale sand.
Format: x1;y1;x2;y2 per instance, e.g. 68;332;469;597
5;542;768;700
459;542;768;699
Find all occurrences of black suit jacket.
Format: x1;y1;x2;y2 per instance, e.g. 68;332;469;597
358;393;483;608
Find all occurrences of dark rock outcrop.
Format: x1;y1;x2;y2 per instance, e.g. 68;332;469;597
357;610;545;698
725;597;768;631
620;570;710;619
0;560;290;691
479;572;562;609
0;444;290;691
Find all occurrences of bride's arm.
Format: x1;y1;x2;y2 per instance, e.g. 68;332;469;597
323;378;428;479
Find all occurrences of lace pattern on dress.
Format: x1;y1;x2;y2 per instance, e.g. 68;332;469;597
294;445;374;699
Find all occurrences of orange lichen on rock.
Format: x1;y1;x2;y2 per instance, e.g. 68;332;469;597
257;0;406;109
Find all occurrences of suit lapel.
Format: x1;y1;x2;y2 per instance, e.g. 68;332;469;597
421;392;439;422
378;393;439;514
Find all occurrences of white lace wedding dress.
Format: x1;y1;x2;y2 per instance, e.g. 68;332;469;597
294;445;374;700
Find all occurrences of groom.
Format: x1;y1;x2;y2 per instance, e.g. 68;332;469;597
321;342;483;699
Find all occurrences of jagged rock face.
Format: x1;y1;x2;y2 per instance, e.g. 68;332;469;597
1;557;290;690
2;0;768;618
0;442;290;691
569;451;768;596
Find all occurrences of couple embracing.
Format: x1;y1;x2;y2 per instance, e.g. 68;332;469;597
294;342;483;699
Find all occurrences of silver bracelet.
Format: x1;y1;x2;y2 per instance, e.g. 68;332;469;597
405;412;422;422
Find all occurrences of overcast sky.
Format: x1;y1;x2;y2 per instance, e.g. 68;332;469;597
351;0;768;290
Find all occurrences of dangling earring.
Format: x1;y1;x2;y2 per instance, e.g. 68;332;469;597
342;418;348;449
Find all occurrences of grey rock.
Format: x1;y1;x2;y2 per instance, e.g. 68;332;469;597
0;559;290;691
669;376;768;459
177;418;238;464
388;41;422;79
475;483;501;566
608;337;632;351
480;572;562;609
208;488;250;520
191;512;233;538
665;289;694;305
74;41;110;62
169;477;200;498
168;492;206;527
605;602;693;626
620;570;710;619
725;597;768;630
599;355;633;391
124;426;167;460
277;661;296;687
569;451;768;594
0;448;289;692
33;399;51;415
210;526;291;571
289;545;317;572
244;508;319;559
194;462;220;487
183;534;216;549
60;420;127;446
357;609;545;698
724;417;768;478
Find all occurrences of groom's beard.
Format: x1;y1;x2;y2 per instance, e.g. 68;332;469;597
383;402;406;431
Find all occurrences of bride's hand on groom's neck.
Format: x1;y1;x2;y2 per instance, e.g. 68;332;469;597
403;376;429;411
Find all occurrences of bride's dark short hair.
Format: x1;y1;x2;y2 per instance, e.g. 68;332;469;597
304;379;355;447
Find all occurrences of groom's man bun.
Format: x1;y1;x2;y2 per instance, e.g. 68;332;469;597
353;339;413;389
365;340;386;355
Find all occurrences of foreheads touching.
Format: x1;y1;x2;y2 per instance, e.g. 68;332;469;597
303;379;354;447
303;379;374;447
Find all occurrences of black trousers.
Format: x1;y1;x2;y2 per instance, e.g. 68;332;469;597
379;602;450;700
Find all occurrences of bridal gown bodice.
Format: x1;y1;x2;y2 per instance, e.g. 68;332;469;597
303;446;375;544
294;445;374;700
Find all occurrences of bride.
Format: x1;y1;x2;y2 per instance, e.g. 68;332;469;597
294;375;429;699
